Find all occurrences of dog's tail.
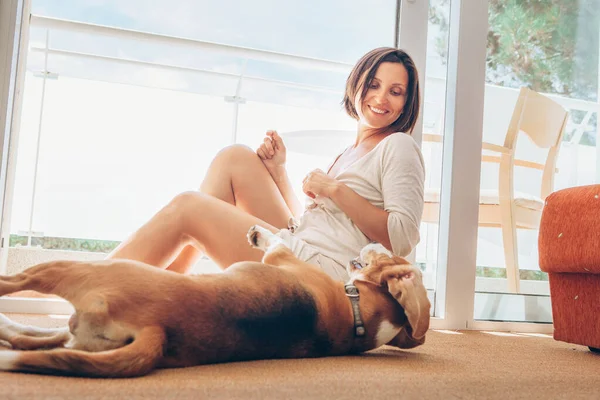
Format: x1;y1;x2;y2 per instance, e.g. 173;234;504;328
0;326;165;378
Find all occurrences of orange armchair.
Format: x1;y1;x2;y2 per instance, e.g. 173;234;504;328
538;184;600;353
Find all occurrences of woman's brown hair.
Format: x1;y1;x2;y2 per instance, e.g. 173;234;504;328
342;47;420;134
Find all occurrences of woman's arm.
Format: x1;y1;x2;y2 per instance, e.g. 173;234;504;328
268;166;304;219
257;131;303;219
329;184;393;249
302;134;425;255
376;134;425;256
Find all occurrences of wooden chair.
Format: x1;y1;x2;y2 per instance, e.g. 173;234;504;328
422;87;569;293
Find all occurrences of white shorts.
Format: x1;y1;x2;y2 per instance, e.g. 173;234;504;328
276;229;349;282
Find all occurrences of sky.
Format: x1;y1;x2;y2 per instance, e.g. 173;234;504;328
30;0;398;63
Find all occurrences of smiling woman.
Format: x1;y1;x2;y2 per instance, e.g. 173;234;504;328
359;63;407;126
354;63;408;130
343;50;419;135
105;47;425;285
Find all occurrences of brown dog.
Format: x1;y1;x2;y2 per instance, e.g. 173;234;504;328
0;225;430;377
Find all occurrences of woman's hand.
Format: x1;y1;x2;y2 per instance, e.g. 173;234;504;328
256;130;287;179
302;169;341;199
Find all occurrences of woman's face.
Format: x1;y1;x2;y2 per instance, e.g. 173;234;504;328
355;61;409;132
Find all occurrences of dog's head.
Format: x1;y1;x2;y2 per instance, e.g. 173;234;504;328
347;243;431;349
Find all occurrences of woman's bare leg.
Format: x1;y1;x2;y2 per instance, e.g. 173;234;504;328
199;144;293;225
161;246;201;274
107;191;281;268
165;144;294;272
108;145;296;271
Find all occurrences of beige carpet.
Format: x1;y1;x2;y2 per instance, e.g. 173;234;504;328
1;315;599;400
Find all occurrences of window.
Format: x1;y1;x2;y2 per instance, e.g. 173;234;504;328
8;0;398;265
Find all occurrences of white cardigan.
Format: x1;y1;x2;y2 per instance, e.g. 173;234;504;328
291;132;425;267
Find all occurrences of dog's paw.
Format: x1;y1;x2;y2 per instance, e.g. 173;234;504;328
359;243;393;266
0;350;18;370
247;225;272;250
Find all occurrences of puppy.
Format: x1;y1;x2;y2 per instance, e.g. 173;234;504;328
0;226;430;377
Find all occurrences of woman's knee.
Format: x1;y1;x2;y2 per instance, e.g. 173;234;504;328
213;144;267;172
214;144;257;164
202;144;267;196
165;191;208;229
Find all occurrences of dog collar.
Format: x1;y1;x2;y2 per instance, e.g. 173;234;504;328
344;283;365;337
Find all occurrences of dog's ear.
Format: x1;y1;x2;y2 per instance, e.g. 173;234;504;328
380;264;431;348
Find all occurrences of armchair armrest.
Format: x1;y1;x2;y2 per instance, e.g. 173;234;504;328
481;155;552;171
539;185;600;274
480;141;558;172
422;133;443;143
482;142;510;154
423;135;511;154
424;134;555;172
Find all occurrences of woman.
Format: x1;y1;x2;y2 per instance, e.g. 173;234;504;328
107;47;425;282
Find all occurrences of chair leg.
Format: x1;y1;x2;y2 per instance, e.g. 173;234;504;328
501;216;521;293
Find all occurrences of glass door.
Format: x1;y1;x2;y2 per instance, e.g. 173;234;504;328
409;0;450;321
418;0;490;329
473;0;600;328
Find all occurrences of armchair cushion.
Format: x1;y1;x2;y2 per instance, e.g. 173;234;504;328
539;184;600;275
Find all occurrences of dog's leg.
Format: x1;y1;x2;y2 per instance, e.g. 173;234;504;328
0;262;77;350
0;261;98;351
3;330;71;351
247;225;286;253
0;325;166;377
0;260;87;300
0;313;71;350
247;225;303;267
